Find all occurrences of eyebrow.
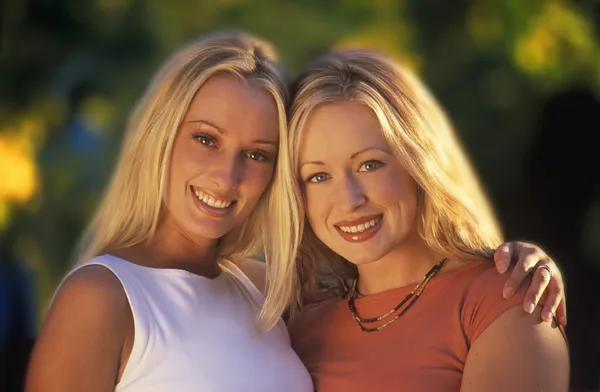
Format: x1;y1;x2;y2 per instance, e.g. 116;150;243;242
300;146;391;169
186;119;278;148
299;160;325;169
351;146;391;159
253;139;279;148
186;119;227;134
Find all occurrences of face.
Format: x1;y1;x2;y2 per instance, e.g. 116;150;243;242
298;100;419;265
164;75;279;240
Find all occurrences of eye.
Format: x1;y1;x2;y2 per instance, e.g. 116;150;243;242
192;132;218;147
245;150;271;163
358;160;384;172
306;173;330;183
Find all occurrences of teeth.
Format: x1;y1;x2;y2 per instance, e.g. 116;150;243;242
339;218;380;233
193;188;233;209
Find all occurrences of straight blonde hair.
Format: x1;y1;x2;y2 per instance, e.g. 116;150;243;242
280;49;504;312
75;31;296;329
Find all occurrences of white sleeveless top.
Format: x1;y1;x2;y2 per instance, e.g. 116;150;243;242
72;254;313;392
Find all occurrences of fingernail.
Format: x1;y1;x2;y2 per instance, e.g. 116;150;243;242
525;301;535;313
560;316;567;326
503;287;514;298
543;311;552;321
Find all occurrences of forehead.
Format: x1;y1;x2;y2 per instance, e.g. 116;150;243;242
299;100;388;160
185;74;279;138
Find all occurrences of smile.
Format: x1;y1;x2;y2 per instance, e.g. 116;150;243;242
191;186;235;209
190;186;236;218
338;217;381;233
334;214;383;242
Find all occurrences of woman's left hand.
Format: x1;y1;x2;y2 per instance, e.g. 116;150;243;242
493;241;566;327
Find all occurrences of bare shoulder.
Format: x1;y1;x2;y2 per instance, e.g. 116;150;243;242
37;264;132;344
233;257;267;294
462;306;569;392
479;305;568;350
26;265;131;392
53;265;129;314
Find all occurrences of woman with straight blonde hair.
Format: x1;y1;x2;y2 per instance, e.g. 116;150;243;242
25;29;567;392
285;49;569;391
25;30;312;392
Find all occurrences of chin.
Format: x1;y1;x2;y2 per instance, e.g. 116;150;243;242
345;255;381;266
188;222;234;240
337;248;387;266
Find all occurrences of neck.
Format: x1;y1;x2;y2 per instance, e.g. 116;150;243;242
356;237;443;296
117;215;221;278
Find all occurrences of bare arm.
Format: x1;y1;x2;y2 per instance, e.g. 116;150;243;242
461;306;569;392
25;266;133;392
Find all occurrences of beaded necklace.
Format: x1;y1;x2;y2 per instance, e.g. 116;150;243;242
347;257;448;332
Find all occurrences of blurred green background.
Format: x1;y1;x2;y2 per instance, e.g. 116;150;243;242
1;0;599;390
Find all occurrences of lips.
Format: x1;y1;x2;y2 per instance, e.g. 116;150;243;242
191;186;235;209
334;214;383;243
190;185;237;218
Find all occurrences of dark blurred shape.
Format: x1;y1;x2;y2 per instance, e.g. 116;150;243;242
500;85;600;391
0;228;36;392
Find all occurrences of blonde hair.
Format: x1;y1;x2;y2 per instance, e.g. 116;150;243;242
282;49;504;311
75;30;296;329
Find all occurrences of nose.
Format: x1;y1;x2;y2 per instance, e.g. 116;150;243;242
334;170;367;212
210;152;242;191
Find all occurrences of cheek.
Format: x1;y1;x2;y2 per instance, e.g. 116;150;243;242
304;188;329;231
168;157;195;196
370;167;417;206
386;181;419;223
244;165;275;200
169;140;198;182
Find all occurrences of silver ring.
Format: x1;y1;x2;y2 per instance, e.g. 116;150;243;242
536;264;553;278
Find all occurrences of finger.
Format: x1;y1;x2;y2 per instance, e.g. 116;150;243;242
545;263;567;326
556;298;567;327
502;253;542;298
541;288;562;323
493;242;513;274
522;264;552;312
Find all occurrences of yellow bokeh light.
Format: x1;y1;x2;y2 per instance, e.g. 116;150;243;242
515;26;557;73
0;135;39;203
513;1;598;82
0;116;44;211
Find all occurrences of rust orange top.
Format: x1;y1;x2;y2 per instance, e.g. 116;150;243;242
288;261;540;392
